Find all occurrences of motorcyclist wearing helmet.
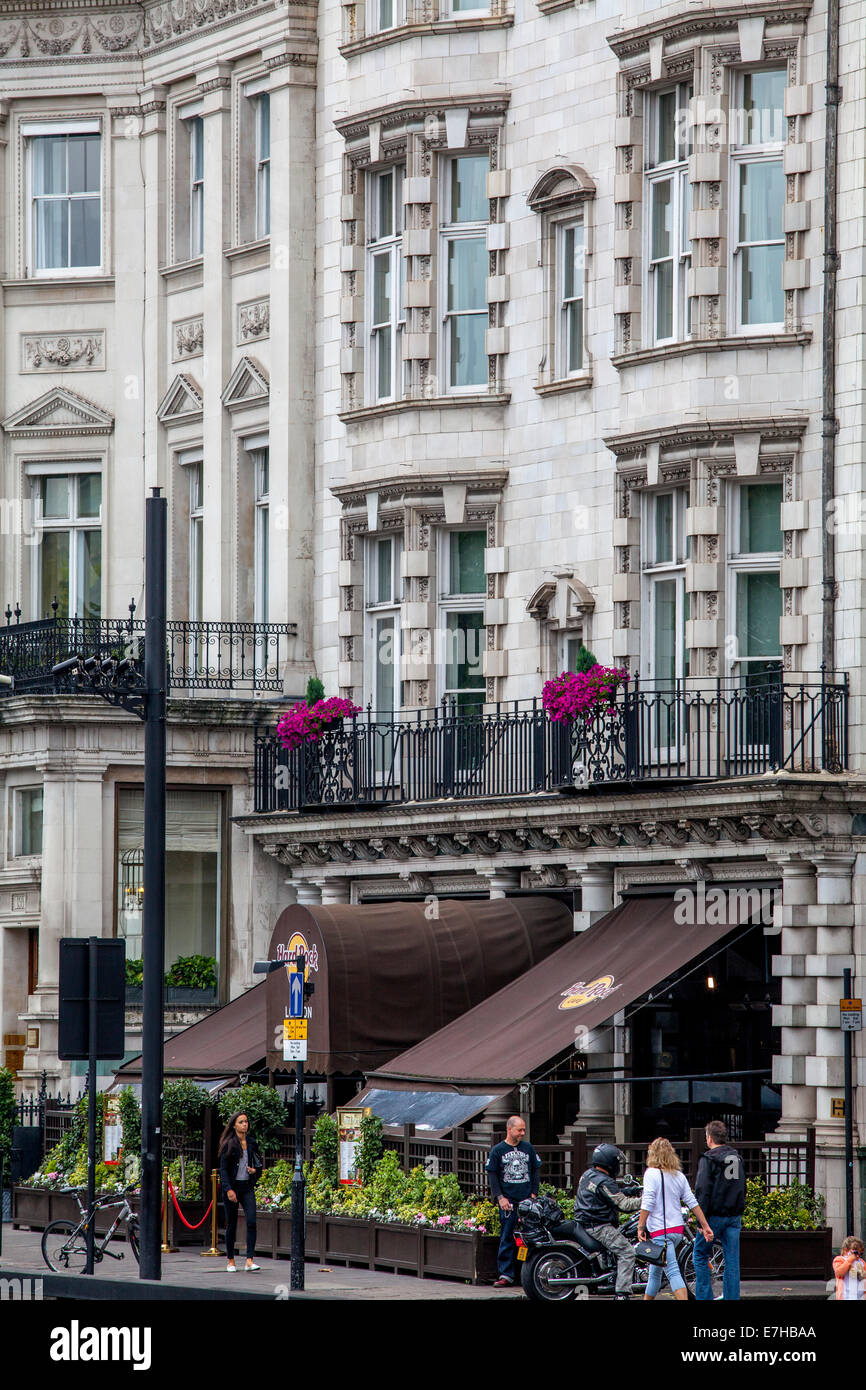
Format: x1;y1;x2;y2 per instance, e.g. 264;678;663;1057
574;1143;642;1300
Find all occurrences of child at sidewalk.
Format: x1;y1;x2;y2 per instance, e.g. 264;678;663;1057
833;1236;866;1300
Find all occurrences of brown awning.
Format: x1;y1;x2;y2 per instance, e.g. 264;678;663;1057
367;894;740;1088
116;981;266;1081
265;895;574;1074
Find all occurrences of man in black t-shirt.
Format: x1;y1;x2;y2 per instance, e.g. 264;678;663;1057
486;1116;541;1287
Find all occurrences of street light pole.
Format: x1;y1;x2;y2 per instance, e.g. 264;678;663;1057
139;488;167;1281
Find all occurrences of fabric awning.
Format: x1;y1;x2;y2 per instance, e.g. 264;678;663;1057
366;894;742;1088
265;895;574;1074
116;981;266;1081
350;1086;511;1137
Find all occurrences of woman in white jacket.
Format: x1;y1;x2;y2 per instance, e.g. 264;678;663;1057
637;1137;714;1301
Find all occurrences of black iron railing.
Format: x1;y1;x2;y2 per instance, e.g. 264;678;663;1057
253;674;848;812
0;602;295;695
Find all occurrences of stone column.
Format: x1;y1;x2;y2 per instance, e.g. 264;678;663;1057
569;864;614;932
317;878;352;905
291;881;323;909
564;864;616;1137
262;41;317;682
477;868;521;899
769;855;817;1135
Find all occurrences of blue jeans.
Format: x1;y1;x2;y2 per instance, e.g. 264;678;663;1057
645;1231;684;1298
497;1203;519;1281
693;1215;741;1300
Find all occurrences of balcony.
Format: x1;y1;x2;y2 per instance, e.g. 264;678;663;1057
0;605;296;697
253;675;848;813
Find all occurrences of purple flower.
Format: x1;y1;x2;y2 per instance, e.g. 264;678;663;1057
276;697;363;752
542;665;630;723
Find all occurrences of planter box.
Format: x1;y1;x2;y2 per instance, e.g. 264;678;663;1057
267;1210;498;1284
13;1185;138;1236
125;988;216;1005
741;1227;833;1280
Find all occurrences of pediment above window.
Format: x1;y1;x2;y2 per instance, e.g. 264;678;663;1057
527;164;595;213
2;387;114;438
527;572;595;627
156;373;203;425
221;355;269;412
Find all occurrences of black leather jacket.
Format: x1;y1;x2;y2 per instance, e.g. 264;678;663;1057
219;1134;263;1194
574;1166;642;1229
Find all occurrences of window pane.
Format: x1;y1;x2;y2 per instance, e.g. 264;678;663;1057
743;69;786;144
19;789;44;857
79;529;101;619
258;95;270;158
35;198;68;269
190;463;203;512
375;327;392;398
376;538;393;604
449;315;486;387
741;484;783;553
41;530;70;617
739;160;783;243
77;474;101;519
736;572;782;659
68;135;100;194
449;530;485;594
654;494;674;564
562;225;576;299
651;179;672;259
655;262;673;341
447;236;486;310
656;91;677;164
449;156;489;223
32;136;66;195
256;450;269;500
69;196;100;267
165;850;218;966
373;252;391;323
375;614;396;712
42;476;69;519
191;117;204;180
741;244;784;326
566;301;583;373
377;171;393;238
445;610;485;692
653;578;677;684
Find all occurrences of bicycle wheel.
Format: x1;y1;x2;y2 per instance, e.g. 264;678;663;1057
127;1219;140;1264
41;1218;89;1274
682;1239;724;1299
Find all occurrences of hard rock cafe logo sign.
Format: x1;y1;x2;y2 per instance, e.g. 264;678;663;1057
276;932;319;973
558;975;621;1011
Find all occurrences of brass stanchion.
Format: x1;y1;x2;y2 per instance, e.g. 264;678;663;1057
200;1168;222;1257
161;1166;177;1254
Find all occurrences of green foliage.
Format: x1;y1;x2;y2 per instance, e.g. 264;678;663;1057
311;1114;339;1187
0;1068;15;1181
162;1079;208;1138
357;1114;383;1185
305;676;326;706
164;954;217;990
167;1156;204;1198
217;1083;286;1152
539;1183;576;1221
743;1177;825;1231
573;644;598;674
125;959;144;988
256;1160;294;1206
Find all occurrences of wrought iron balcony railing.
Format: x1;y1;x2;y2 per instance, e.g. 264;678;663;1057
0;603;296;696
253;674;848;813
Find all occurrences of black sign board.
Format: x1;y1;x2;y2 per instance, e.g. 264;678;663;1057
58;938;126;1060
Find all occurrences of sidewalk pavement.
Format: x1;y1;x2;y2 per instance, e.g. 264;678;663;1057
0;1227;830;1301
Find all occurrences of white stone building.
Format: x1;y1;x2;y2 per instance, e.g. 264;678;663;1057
0;0;864;1235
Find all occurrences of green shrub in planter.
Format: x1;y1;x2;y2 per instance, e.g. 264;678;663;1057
311;1114;338;1187
162;1079;208;1138
357;1114;383;1184
125;958;144;988
0;1067;15;1182
743;1177;825;1231
164;955;217;990
305;677;325;706
167;1156;204;1199
257;1160;294;1208
217;1084;286;1152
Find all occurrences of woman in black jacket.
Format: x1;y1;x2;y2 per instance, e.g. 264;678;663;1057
218;1111;262;1271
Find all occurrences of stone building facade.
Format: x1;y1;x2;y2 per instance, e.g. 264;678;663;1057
0;0;864;1236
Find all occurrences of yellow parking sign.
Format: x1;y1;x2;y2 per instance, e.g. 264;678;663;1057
283;1018;308;1040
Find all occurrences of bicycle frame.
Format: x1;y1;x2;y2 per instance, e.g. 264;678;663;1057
65;1188;137;1256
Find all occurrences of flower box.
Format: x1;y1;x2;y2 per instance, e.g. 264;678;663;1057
741;1227;834;1280
13;1185;137;1234
267;1211;498;1284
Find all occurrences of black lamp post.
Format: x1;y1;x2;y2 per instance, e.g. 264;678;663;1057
52;488;167;1281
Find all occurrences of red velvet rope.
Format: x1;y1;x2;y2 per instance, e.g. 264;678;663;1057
167;1176;214;1229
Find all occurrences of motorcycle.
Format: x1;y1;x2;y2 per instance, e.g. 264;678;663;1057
515;1189;724;1302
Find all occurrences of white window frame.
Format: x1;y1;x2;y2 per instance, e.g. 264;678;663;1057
554;216;585;378
726;480;783;678
730;68;787;334
255;94;270;239
29;468;103;620
11;786;44;859
436;528;487;707
188;460;204;623
644;84;692;347
640;488;689;685
369;0;403;31
439;153;490;396
24;120;102;278
440;0;489;15
365;167;405;405
187;113;204;259
252;447;270;625
364;534;402;717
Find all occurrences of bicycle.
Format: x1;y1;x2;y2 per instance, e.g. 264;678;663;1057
41;1187;140;1273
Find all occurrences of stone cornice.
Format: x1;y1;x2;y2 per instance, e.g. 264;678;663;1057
606;1;813;60
330;467;509;509
334;93;510;144
604;415;809;461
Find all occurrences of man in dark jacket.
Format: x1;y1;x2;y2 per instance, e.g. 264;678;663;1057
574;1143;643;1299
486;1116;541;1287
693;1120;746;1300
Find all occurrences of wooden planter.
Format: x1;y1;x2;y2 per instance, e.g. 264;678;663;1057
266;1209;498;1284
741;1227;834;1280
13;1185;138;1235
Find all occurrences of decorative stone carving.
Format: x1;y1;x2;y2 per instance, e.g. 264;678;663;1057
238;300;270;343
22;333;104;372
2;386;114;437
173;318;204;360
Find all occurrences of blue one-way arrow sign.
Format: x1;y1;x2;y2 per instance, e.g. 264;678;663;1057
289;967;304;1019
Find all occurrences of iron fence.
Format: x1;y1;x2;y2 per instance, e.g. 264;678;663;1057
0;602;295;696
254;674;848;812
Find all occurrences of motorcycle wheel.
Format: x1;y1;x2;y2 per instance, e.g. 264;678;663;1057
521;1247;587;1302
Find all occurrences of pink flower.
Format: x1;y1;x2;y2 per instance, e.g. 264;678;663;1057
542;666;630;723
436;1215;451;1226
276;697;362;752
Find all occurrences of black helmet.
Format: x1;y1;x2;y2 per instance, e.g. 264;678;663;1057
591;1143;625;1176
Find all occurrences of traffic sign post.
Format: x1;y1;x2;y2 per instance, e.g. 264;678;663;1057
842;971;856;1236
288;952;314;1292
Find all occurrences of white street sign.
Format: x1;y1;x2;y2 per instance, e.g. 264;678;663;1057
283;1038;308;1062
